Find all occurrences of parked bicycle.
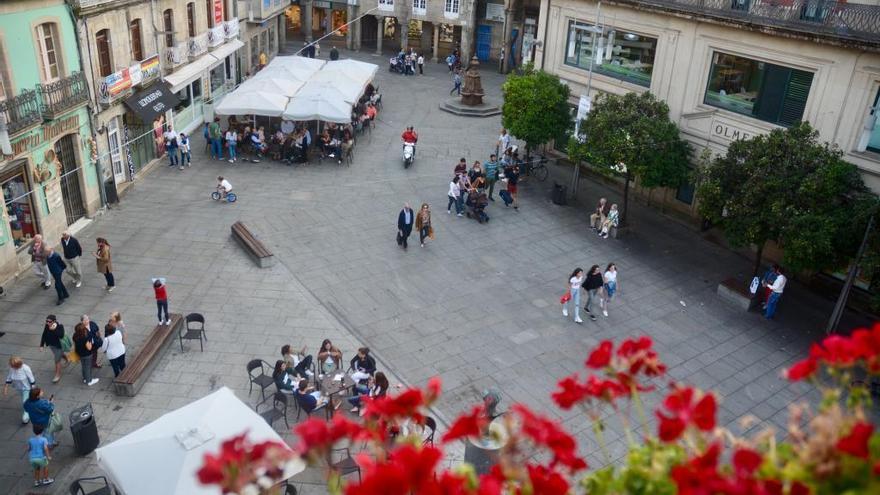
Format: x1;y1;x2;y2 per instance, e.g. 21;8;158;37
521;152;549;182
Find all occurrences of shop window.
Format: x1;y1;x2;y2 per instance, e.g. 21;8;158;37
163;9;175;48
130;19;144;62
96;29;113;77
35;23;62;82
564;20;656;88
2;169;38;249
445;0;460;14
704;51;813;127
269;25;276;54
210;66;224;92
865;87;880;154
187;3;196;37
250;35;259;67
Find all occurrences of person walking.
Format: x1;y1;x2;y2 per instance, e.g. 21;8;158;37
447;176;463;217
28;235;51;290
497;128;511;157
415;203;432;248
45;247;68;305
39;316;66;383
226;128;238;163
446;53;454;72
72;323;99;386
60;232;82;288
417;54;424;74
4;357;36;424
590;198;609;231
100;323;126;377
27;424;53;488
505;164;520;210
153;278;170;325
484;154;500;201
329;46;339;61
397;203;414;250
582;265;603;322
450;69;462;95
763;265;786;320
22;387;57;448
600;263;618;318
178;133;191;168
164;126;179;167
94;237;114;292
209;117;223;160
562;268;586;324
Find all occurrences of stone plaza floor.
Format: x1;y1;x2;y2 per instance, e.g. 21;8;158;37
0;47;866;493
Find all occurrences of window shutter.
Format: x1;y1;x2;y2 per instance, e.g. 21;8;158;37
778;70;813;127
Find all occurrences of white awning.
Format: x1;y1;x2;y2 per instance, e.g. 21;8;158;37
164;39;244;93
209;39;244;67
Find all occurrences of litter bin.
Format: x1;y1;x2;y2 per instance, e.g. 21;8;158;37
552;183;567;205
69;403;100;456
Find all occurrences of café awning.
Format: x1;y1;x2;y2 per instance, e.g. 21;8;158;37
123;81;179;122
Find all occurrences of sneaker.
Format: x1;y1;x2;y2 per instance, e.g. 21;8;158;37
589;315;597;321
159;319;164;325
575;317;583;324
75;281;82;288
305;370;314;377
229;159;234;163
420;243;425;247
457;213;463;217
602;310;608;317
41;478;54;486
447;210;451;214
107;286;115;292
178;166;184;170
34;481;41;487
87;378;99;386
165;319;172;325
52;375;60;383
562;308;568;317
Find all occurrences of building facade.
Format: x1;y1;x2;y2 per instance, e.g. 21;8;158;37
237;0;287;76
535;0;880;217
0;0;101;284
68;0;243;197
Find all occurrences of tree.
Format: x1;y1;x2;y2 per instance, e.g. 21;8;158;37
697;122;877;276
501;64;572;153
568;92;691;226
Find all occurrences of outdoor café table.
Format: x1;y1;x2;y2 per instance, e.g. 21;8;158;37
320;372;356;416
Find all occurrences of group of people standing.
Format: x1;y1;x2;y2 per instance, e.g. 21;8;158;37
162;126;192;169
563;264;619;324
28;233;115;305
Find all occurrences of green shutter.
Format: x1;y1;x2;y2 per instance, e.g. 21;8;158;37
778;70;813;126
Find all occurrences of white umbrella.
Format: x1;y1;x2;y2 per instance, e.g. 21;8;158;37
239;75;304;98
283;85;353;123
324;59;378;82
269;56;325;81
215;90;288;116
96;387;303;495
309;71;365;104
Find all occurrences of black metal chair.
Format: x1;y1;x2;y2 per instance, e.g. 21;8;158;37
423;416;437;447
247;359;275;401
294;390;330;420
258;392;291;430
329;447;361;485
69;476;113;495
283;481;298;495
179;313;207;351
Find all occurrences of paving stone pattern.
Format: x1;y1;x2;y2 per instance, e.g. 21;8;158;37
0;47;860;493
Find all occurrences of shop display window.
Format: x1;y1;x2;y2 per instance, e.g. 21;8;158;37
565;20;656;88
2;170;38;248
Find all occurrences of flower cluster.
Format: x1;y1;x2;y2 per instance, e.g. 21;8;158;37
786;323;880;381
196;433;296;494
656;385;717;442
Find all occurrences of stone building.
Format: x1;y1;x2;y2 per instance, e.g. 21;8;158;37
534;0;880;219
237;0;288;76
0;0;101;283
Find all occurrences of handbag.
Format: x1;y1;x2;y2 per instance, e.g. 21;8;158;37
560;293;571;304
48;411;63;433
60;334;72;353
396;231;403;246
428;226;435;240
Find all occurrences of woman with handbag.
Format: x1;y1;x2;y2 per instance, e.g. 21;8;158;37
23;388;58;447
39;315;67;383
94;238;114;292
415;203;433;248
72;323;99;386
562;268;585;324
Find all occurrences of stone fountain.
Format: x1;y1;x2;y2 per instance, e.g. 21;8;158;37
439;56;501;117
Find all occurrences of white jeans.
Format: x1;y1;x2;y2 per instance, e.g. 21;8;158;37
32;262;50;286
65;256;82;283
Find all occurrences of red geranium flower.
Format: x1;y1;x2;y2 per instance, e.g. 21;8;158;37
785;357;818;381
670;443;726;495
293;416;366;456
585;374;628;402
442;405;488;443
512;404;587;472
525;464;570;495
586;340;613;369
551;374;591;410
836;421;874;459
656;385;717;442
346;444;445;495
732;447;763;476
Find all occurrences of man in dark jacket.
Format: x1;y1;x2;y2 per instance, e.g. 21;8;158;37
60;232;83;288
45;247;68;305
81;314;102;369
329;46;339;61
397;203;414;249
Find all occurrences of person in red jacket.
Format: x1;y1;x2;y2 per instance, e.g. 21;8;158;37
401;126;418;157
152;278;170;325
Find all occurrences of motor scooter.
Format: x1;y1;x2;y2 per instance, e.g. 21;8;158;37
403;142;415;168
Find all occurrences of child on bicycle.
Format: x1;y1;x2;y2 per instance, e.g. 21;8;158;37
216;176;233;198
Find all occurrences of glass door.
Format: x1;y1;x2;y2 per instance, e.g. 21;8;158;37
108;119;125;184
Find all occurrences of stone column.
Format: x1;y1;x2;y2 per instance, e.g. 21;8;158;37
500;8;513;73
431;23;439;62
399;15;409;51
460;24;473;63
353;9;361;51
376;16;384;54
303;0;313;42
324;8;333;35
346;6;355;50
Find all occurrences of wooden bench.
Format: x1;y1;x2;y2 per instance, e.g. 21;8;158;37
717;277;758;311
231;221;275;268
113;314;182;397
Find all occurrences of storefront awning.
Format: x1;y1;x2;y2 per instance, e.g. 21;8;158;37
164;39;245;93
210;39;244;67
123;81;179;122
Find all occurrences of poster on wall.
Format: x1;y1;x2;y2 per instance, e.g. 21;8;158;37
44;179;63;214
214;0;224;25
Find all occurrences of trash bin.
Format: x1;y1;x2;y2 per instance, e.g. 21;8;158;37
552;183;566;205
69;403;100;456
103;178;118;204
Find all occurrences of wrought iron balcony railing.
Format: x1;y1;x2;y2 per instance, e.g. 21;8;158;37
0;89;41;136
37;71;89;120
623;0;880;45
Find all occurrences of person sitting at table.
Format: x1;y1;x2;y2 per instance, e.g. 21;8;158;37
272;360;301;392
341;128;354;159
317;339;343;373
319;130;332;158
348;371;388;413
294;379;332;412
349;347;376;376
281;344;313;378
328;135;342;164
268;134;283;161
366;103;377;121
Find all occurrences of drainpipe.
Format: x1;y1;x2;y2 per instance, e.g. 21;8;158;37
65;3;108;208
539;0;551;70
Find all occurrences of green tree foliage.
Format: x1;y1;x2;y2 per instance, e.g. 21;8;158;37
501;65;572;152
568;92;691;225
697;122;877;275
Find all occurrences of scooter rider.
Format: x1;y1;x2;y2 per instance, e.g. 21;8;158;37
401;126;418;157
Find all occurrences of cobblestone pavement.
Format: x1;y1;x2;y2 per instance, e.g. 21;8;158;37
0;47;862;493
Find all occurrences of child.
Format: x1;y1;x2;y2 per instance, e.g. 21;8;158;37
178;133;191;169
153;278;170;325
28;424;53;487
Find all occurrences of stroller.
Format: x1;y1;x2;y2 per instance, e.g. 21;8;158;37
465;191;490;223
389;56;404;74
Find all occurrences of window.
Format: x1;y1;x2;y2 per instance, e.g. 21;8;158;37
187;3;196;37
564;20;656;88
413;0;426;10
35;23;61;81
163;9;174;48
2;169;38;249
865;88;880;154
250;35;258;67
130;19;144;61
268;25;276;54
704;51;813;127
445;0;459;14
378;0;393;9
96;29;112;77
206;0;214;28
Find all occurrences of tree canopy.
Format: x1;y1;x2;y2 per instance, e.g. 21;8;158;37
697;122;877;275
501;65;572;152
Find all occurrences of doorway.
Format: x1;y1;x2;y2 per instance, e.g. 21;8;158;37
54;134;86;226
476;25;492;61
108;119;125;184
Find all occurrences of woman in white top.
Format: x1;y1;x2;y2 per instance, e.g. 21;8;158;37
563;268;586;324
348;371;389;413
447;176;462;216
225;129;238;163
601;263;618;317
100;324;126;377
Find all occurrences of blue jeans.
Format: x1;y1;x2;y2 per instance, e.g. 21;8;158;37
584;288;599;314
228;143;236;160
765;291;781;319
167;148;178;166
567;287;581;321
211;138;223;159
179;150;191;165
447;195;460;213
110;354;126;377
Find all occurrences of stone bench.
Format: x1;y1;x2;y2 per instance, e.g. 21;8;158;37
231;221;274;268
113;314;182;397
717;278;758;311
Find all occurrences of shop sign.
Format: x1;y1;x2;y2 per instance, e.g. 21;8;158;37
711;119;755;142
10;115;80;157
44;179;63;214
214;0;224;25
224;18;240;39
485;3;505;22
139;55;161;84
99;68;133;104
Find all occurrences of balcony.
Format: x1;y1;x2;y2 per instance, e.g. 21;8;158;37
244;0;287;22
224;18;240;39
37;71;89;120
0;90;41;136
164;42;188;70
189;32;209;60
617;0;880;46
208;25;226;48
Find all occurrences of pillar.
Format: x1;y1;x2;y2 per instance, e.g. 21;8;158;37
325;8;333;35
376;16;383;54
500;8;513;73
303;0;313;42
353;9;361;51
346;6;355;50
399;16;409;51
460;24;473;63
431;23;439;62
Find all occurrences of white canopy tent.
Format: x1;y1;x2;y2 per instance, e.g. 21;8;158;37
323;59;378;82
96;387;303;495
238;75;304;98
214;90;288;116
282;85;353;123
308;71;365;104
268;56;325;81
